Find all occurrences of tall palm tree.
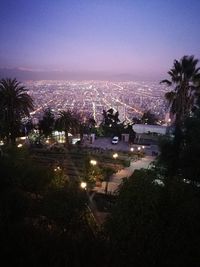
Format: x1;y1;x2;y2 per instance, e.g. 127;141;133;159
55;110;79;146
0;78;34;145
160;56;200;169
161;55;200;127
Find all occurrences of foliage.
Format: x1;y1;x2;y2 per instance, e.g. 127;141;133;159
100;108;124;137
39;108;55;137
21;117;34;136
161;55;200;126
158;106;200;181
161;56;200;152
80;116;96;135
0;78;34;145
141;110;158;125
179;109;200;182
55;110;80;145
102;166;116;194
0;148;106;267
28;129;45;147
105;169;200;267
42;185;87;228
132;116;141;124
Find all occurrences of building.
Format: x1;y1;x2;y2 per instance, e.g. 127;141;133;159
132;124;168;135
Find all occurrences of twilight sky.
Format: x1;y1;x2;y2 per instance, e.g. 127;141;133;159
1;0;200;80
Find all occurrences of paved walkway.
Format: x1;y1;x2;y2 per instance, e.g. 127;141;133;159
95;156;155;194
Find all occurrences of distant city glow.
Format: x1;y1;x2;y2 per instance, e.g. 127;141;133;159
26;80;168;124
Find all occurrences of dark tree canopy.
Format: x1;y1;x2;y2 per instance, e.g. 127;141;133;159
160;56;200;168
105;170;200;267
55;110;80;145
0;78;34;145
141;110;158;125
161;55;200;126
39;108;55;137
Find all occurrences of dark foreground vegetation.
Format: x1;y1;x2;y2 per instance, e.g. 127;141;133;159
1;55;200;266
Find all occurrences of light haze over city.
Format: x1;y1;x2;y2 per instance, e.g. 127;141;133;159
1;0;200;81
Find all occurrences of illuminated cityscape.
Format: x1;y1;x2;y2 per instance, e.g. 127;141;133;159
26;80;168;123
1;0;200;265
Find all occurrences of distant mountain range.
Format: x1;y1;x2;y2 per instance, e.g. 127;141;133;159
0;67;160;82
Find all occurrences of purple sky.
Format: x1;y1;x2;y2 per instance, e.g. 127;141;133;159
1;0;200;80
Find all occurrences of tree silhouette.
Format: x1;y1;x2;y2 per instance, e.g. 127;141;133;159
0;78;34;145
160;55;200;164
141;110;158;125
39;108;55;138
55;110;79;145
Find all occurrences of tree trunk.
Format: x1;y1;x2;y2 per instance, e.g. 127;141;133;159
65;131;69;146
172;121;183;174
105;177;109;194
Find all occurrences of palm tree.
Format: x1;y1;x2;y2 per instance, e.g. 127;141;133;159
161;55;200;127
55;110;79;146
160;56;200;169
161;56;200;135
0;78;34;145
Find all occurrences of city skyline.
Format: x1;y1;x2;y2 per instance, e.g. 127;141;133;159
1;0;200;80
26;80;168;123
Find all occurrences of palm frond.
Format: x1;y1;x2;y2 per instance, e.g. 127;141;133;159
160;79;172;86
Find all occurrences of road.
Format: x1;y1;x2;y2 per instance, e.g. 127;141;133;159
95;155;155;194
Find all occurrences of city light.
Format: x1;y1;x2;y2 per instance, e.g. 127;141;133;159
25;81;166;125
130;147;134;152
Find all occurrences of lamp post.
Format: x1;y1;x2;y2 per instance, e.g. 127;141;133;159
113;153;118;169
90;159;97;185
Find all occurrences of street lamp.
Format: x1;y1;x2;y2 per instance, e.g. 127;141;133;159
17;143;23;148
80;182;87;190
54;166;61;172
0;140;4;146
113;153;118;159
90;159;97;166
90;159;98;185
113;153;118;169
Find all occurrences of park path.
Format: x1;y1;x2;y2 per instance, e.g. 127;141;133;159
95;156;155;194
